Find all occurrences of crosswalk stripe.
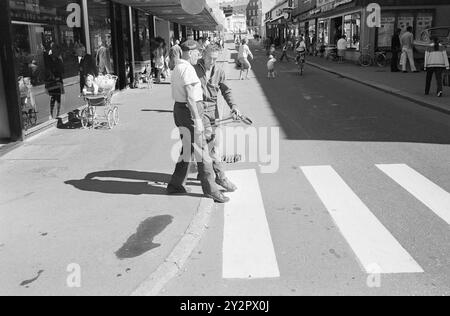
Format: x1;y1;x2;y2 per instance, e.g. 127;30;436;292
377;164;450;225
301;166;423;274
223;169;280;279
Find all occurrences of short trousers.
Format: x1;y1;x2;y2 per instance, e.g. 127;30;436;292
239;57;251;70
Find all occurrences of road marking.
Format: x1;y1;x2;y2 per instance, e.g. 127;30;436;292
223;169;280;279
301;166;423;274
377;164;450;225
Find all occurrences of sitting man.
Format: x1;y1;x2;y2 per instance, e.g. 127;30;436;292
194;44;241;193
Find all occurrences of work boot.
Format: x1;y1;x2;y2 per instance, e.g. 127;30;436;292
206;191;230;204
166;184;191;195
216;178;237;193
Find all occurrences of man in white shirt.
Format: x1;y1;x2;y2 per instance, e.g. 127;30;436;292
337;35;347;63
168;40;230;204
400;26;418;73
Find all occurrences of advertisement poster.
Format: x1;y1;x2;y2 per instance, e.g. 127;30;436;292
378;16;395;47
398;16;414;34
416;15;433;39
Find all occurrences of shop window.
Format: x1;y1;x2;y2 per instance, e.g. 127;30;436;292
344;13;360;50
378;15;396;48
135;11;151;62
88;0;115;75
10;0;84;129
318;19;329;46
415;14;433;40
398;16;414;35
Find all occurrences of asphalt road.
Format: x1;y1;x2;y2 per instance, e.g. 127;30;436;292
161;43;450;296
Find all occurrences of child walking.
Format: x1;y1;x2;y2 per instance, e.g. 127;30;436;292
267;55;277;79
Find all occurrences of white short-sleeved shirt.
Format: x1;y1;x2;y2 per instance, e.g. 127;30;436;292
171;59;203;103
238;44;251;59
337;39;347;50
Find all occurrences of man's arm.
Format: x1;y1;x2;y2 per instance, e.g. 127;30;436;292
218;71;237;110
186;84;203;132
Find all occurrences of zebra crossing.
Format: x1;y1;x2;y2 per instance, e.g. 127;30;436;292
222;165;450;279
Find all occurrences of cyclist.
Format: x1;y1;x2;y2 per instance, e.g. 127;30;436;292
295;36;307;75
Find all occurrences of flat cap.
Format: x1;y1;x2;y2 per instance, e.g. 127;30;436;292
180;39;200;51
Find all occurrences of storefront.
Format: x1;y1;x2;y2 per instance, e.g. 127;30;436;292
264;0;294;46
1;0;219;142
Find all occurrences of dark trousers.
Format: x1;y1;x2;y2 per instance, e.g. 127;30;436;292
391;51;399;72
203;107;226;180
169;102;218;195
425;67;444;94
280;51;289;62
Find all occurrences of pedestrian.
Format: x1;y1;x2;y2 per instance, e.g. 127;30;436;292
280;42;290;62
400;26;418;73
391;28;402;72
96;40;112;75
295;36;307;64
337;35;347;63
267;55;276;79
238;38;254;80
44;43;64;119
424;37;449;97
194;44;241;193
167;39;230;204
168;39;182;71
78;44;98;94
311;34;317;56
153;40;166;83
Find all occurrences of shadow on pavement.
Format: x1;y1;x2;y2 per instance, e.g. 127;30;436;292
248;43;450;145
65;171;204;198
141;109;173;114
116;215;173;260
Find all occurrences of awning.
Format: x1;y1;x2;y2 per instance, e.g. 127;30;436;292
114;0;220;31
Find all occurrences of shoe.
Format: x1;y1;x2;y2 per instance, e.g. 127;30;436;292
167;184;191;195
216;178;237;193
402;71;408;73
206;191;230;204
438;91;443;97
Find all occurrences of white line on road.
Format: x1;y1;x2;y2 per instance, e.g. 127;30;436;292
301;166;423;274
377;164;450;225
223;169;280;279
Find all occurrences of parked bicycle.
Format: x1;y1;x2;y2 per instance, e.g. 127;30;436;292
359;44;390;67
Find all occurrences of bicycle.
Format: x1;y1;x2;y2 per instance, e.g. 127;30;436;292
296;52;306;76
358;44;389;67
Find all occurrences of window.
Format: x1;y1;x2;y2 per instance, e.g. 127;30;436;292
88;0;115;74
344;13;361;49
378;15;396;48
10;0;84;128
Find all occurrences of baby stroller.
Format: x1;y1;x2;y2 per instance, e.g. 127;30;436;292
80;75;119;129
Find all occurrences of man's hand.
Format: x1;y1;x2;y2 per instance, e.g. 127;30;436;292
231;108;241;120
194;118;204;134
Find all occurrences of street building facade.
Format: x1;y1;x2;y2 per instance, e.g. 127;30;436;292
0;0;220;142
292;0;450;61
265;0;297;46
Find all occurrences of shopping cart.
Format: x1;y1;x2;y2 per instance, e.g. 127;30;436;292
80;75;119;129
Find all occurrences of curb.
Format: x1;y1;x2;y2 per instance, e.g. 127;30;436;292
306;61;450;115
131;198;215;296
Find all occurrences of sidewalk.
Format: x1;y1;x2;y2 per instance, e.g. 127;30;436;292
0;80;209;296
279;49;450;114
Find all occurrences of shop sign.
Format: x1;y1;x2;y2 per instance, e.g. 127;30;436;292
66;3;81;28
366;3;381;28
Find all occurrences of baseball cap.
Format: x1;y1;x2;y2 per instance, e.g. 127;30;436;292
180;39;200;52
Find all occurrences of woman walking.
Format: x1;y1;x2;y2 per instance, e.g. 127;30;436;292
238;38;254;80
424;37;449;97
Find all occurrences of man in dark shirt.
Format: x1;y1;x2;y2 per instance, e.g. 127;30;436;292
391;28;401;72
194;44;241;193
78;44;98;93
